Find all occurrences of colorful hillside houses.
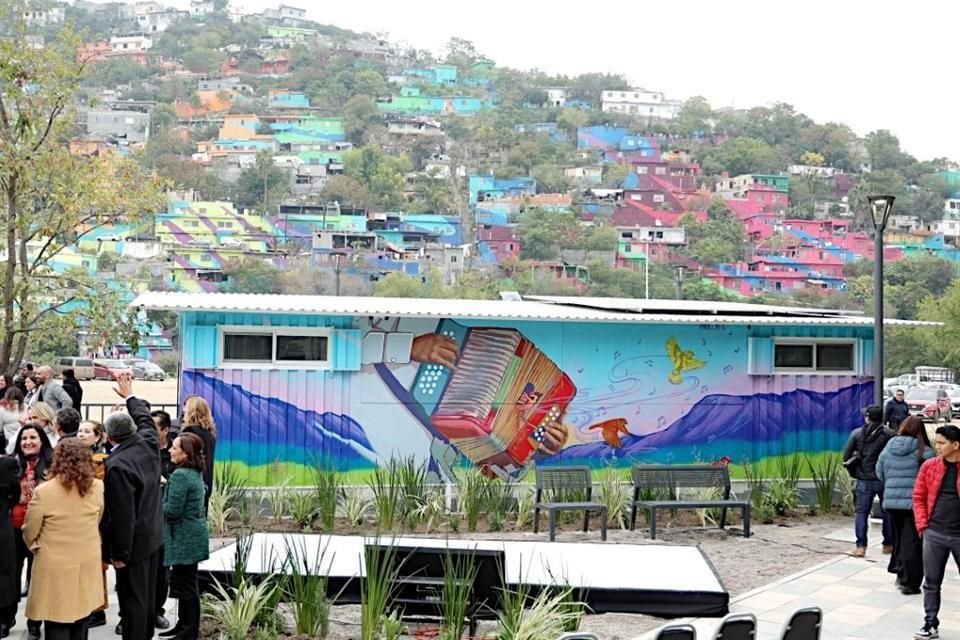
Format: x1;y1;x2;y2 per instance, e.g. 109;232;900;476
376;87;492;116
469;175;537;204
477;224;521;263
399;64;458;86
514;122;568;143
576;126;630;151
716;173;790;198
268;89;310;109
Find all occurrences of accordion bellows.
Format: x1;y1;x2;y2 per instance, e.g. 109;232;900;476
411;321;577;476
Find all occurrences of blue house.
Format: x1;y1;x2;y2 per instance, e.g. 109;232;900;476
577;126;630;150
514;123;568;143
133;292;933;485
468;176;537;205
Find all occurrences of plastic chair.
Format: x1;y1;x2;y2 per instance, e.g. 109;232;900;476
655;623;697;640
779;607;822;640
712;613;757;640
556;633;599;640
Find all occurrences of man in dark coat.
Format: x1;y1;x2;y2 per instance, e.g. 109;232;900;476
884;389;910;429
101;374;162;640
843;404;895;557
60;369;83;414
0;456;20;637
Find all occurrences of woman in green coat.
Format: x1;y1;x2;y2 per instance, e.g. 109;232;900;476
161;432;209;640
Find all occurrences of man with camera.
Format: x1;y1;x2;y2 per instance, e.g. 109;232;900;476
843;405;895;557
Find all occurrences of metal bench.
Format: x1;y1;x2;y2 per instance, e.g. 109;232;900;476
630;464;750;540
534;466;608;542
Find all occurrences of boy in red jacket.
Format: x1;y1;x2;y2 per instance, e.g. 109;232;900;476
912;424;960;640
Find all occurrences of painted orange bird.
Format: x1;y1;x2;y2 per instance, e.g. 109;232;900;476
589;418;630;448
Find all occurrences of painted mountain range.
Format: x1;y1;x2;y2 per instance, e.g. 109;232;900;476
549;383;874;465
183;370;376;470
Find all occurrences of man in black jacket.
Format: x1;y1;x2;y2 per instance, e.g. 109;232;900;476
101;374;162;640
61;368;83;413
843;405;895;558
884;389;910;429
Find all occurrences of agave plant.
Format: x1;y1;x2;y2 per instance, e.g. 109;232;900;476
205;577;278;640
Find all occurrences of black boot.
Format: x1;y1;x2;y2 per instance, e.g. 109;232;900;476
26;619;40;640
174;596;199;640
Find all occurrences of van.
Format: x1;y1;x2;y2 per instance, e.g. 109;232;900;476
53;357;95;381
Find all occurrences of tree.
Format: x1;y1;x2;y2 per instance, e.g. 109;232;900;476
676;96;713;136
866;130;913;172
443;38;482;74
602;164;632;188
373;268;451;298
150;103;177;137
342;95;382;145
517;208;576;260
343;147;412;210
220;257;283;294
181;47;227;75
0;10;164;373
679;200;746;266
699;137;784;176
234;150;289;213
320;175;374;211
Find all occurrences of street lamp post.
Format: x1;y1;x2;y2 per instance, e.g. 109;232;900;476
331;251;347;296
868;195;895;406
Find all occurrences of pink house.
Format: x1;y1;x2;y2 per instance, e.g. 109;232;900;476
477;224;520;261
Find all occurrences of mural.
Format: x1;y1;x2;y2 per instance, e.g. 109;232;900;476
182;317;874;484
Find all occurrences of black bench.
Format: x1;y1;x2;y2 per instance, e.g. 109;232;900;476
629;464;750;540
534;466;608;542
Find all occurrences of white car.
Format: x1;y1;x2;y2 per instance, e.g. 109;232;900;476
220;237;242;247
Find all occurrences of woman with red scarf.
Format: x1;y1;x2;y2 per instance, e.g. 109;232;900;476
11;424;53;640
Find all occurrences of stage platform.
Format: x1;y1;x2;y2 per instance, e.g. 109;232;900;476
198;533;729;618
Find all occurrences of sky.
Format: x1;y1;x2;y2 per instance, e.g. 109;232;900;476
218;0;957;162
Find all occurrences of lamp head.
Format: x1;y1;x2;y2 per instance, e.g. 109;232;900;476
867;195;895;231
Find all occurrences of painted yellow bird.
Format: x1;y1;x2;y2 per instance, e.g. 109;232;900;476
666;337;705;385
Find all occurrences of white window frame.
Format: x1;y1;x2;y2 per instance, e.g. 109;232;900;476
219;326;332;369
772;338;858;375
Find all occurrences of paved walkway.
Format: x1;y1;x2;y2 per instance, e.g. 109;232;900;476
634;536;960;640
10;527;958;640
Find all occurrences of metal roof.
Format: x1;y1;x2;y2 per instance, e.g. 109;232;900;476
131;291;940;328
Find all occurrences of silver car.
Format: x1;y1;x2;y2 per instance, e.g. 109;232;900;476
123;359;166;381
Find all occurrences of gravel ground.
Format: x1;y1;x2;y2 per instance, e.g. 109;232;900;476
205;514;856;640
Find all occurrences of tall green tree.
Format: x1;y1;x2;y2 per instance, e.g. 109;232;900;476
234;150;289;213
0;6;164;372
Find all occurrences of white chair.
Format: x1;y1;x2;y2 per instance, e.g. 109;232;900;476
556;633;599;640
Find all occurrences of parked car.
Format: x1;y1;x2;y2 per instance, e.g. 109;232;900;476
52;356;95;381
906;387;952;423
122;359;166;381
93;359;132;381
922;383;960;415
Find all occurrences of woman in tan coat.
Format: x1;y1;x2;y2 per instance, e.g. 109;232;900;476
23;439;105;640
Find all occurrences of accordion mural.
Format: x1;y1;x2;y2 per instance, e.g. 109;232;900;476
180;315;874;484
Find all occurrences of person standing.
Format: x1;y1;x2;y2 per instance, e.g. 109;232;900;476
842;404;895;557
77;420;109;629
181;397;216;512
877;416;933;594
885;389;911;429
101;374;162;640
11;424;54;640
0;388;25;455
159;433;209;640
0;456;20;638
152;410;176;632
23;439;105;640
34;367;72;412
60;370;83;415
912;425;960;639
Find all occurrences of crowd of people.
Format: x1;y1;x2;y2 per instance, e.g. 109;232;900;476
844;400;960;640
0;369;216;640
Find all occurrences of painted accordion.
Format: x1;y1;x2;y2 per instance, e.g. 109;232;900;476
410;320;577;476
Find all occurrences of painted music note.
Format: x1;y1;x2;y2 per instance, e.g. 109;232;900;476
614;350;622;359
657;416;667;428
701;385;709;394
723;365;733;374
707;350;713;357
734;347;740;353
608;384;616;392
701;338;707;346
645;360;654;367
